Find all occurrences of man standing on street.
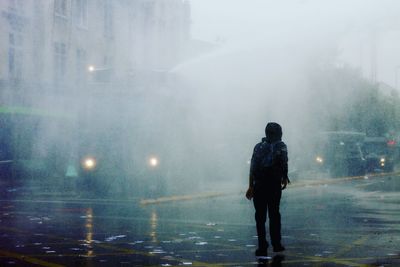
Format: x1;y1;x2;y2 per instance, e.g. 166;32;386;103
246;122;290;257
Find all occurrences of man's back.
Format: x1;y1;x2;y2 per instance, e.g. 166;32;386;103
250;138;288;187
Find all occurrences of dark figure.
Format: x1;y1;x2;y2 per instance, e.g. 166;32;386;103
246;122;290;257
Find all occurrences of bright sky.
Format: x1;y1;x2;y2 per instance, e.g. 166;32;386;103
189;0;400;87
189;0;398;42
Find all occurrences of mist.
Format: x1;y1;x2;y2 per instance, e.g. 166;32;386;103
1;0;400;198
1;3;400;266
174;0;400;187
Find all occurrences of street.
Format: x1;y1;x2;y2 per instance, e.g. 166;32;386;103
0;173;399;266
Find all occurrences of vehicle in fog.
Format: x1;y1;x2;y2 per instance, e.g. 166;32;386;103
362;137;398;172
0;105;74;182
312;131;366;177
0;102;169;198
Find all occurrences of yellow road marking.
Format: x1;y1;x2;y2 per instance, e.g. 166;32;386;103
140;192;230;205
291;171;400;188
139;171;400;206
332;235;370;258
0;249;65;267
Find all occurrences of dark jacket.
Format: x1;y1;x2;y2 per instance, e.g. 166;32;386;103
250;137;288;188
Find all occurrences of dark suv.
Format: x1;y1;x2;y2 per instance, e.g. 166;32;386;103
362;137;397;172
312;131;366;177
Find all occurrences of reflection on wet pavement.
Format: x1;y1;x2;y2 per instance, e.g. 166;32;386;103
0;174;399;266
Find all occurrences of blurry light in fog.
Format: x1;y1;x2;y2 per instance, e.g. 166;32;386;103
316;156;324;164
387;140;396;146
88;65;95;72
149;157;159;167
82;157;96;171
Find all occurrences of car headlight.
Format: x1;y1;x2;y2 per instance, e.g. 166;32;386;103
316;156;324;164
82;157;97;171
149;156;159;168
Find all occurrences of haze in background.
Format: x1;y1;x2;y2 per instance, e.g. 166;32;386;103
190;0;400;87
172;0;400;186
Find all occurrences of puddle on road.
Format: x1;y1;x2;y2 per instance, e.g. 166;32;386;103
128;240;144;245
150;249;167;254
105;235;126;242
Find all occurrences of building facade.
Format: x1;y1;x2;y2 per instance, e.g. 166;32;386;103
0;0;191;107
0;0;192;187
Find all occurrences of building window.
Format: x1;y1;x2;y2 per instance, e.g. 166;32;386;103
8;0;23;14
76;48;87;83
75;0;88;28
8;48;22;81
54;42;67;82
8;32;23;81
103;0;113;38
54;0;67;17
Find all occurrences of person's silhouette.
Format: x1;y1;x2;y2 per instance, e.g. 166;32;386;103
246;122;290;257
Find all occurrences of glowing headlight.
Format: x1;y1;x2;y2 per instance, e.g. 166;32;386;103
82;157;96;171
316;156;324;164
149;157;159;167
380;158;385;163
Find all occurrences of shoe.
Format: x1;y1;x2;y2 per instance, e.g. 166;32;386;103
273;245;285;252
255;248;268;257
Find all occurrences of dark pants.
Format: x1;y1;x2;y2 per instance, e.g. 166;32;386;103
253;186;282;249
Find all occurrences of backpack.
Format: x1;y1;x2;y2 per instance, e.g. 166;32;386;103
257;141;282;176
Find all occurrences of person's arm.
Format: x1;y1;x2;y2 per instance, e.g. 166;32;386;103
279;142;290;189
246;145;258;200
246;175;254;200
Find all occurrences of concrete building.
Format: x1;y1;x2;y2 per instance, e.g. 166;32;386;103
0;0;191;107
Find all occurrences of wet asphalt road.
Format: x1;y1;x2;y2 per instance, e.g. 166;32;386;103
0;173;399;266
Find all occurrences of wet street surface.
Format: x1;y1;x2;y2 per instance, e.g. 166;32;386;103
0;173;399;266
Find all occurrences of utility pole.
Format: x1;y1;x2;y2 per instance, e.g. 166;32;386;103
395;66;400;90
370;29;378;83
